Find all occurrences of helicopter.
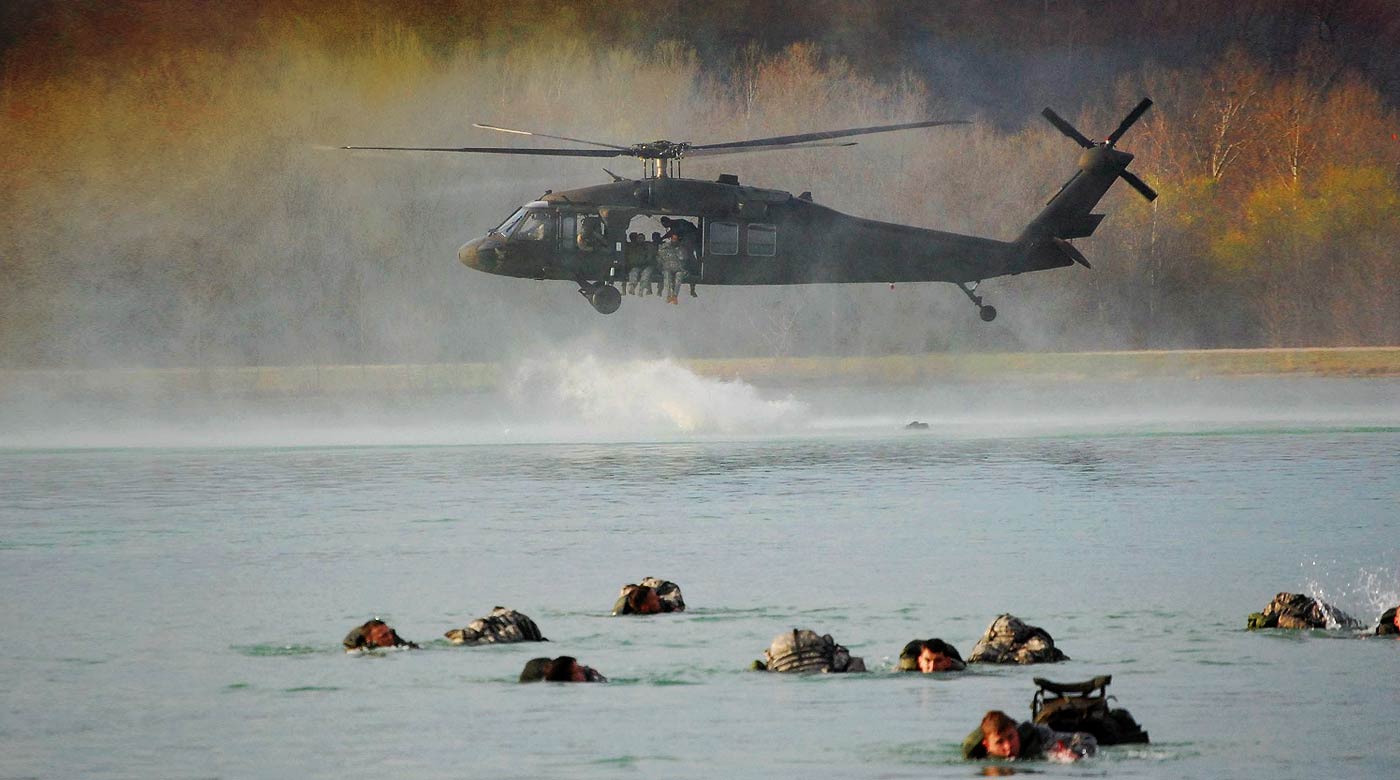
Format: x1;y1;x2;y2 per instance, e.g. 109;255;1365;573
345;99;1156;320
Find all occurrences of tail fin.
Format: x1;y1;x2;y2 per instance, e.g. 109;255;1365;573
1012;99;1155;273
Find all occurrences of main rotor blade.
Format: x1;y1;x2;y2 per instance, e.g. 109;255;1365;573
1119;170;1158;201
689;119;969;152
684;141;858;159
1106;98;1153;147
342;145;622;157
1041;108;1094;149
471;123;632;151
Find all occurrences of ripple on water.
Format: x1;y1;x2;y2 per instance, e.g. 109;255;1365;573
231;643;324;657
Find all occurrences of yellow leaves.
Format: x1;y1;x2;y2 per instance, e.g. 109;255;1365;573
1207;165;1400;278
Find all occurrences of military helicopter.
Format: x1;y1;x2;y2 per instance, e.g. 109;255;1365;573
345;99;1155;320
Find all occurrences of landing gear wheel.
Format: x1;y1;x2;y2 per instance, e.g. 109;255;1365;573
956;280;997;323
587;283;621;314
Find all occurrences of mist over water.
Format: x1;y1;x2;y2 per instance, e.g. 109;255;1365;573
1;356;1396;450
505;354;808;436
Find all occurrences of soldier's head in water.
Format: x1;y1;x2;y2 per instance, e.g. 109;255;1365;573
626;585;663;614
544;656;589;682
343;619;416;651
981;711;1021;758
917;639;966;672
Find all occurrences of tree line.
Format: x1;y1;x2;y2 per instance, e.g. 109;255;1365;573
1;2;1397;367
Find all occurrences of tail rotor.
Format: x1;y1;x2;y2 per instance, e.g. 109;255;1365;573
1041;98;1157;202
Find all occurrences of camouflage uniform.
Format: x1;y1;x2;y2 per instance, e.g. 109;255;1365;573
612;577;686;615
444;606;547;645
624;237;652;295
1247;592;1361;629
754;629;866;673
658;241;689;302
966;614;1068;664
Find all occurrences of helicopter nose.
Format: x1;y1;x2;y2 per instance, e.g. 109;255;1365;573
458;237;484;269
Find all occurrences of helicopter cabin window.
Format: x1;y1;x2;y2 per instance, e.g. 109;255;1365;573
512;210;552;241
576;214;608;251
558;213;577;251
708;221;739;255
746;223;777;256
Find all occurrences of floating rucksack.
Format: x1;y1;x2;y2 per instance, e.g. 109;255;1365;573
1031;675;1149;745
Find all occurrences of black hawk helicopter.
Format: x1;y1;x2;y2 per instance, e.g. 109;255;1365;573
345;99;1155;320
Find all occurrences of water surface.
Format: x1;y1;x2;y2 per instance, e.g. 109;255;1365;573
3;374;1398;779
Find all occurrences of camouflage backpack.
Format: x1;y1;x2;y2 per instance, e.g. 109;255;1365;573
1030;675;1149;745
444;607;546;645
757;629;865;673
1247;592;1360;630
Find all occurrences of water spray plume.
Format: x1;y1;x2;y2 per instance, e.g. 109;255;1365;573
506;354;807;435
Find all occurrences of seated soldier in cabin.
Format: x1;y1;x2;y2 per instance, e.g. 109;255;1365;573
1246;592;1361;630
612;577;685;615
962;709;1097;763
624;233;654;295
897;638;966;672
342;619;418;652
1375;605;1399;636
966;614;1068;664
659;216;701;298
518;655;608;683
444;606;547;645
657;235;688;304
752;628;866;673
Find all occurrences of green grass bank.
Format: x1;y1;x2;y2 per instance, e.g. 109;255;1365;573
3;347;1397;402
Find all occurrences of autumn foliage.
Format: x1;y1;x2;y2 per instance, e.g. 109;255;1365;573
1;2;1397;367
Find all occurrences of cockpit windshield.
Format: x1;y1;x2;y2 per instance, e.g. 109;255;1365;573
492;207;528;237
509;210;552;241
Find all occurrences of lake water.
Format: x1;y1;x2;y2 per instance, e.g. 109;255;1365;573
2;368;1398;779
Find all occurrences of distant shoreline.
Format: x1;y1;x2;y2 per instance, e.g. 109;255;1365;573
3;347;1398;401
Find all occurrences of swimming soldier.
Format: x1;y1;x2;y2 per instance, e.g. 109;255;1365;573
897;638;966;672
752;629;866;673
966;614;1068;664
962;709;1098;762
612;577;686;615
444;606;547;645
1246;592;1362;630
519;656;608;683
1374;605;1399;635
342;619;418;651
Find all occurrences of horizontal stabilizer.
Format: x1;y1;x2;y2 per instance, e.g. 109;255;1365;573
1060;213;1105;240
1053;237;1091;268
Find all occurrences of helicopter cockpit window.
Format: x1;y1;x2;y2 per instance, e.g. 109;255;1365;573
708;221;739;255
746;223;777;256
494;207;528;236
512;210;552;241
